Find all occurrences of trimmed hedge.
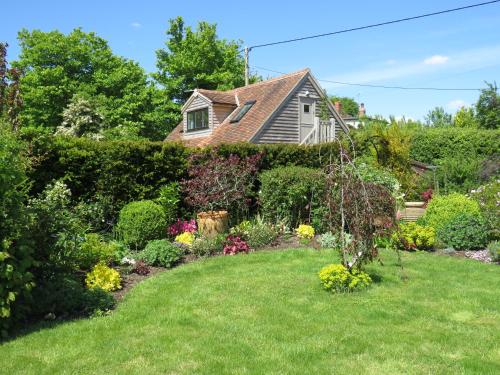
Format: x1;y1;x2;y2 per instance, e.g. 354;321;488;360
25;135;341;218
410;128;500;164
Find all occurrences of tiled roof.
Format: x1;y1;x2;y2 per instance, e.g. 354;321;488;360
197;89;237;105
166;69;310;146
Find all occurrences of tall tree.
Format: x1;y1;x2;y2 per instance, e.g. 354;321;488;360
0;42;23;131
424;106;452;127
476;82;499;129
154;17;248;103
330;96;359;117
14;28;173;140
453;106;477;128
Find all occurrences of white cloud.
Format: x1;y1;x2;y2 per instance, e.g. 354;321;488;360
131;22;142;29
423;55;449;65
447;99;468;111
322;45;500;88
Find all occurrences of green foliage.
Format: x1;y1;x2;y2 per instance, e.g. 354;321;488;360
409;128;499;164
78;233;119;270
434;155;483;194
31;275;114;318
454;106;478;128
14;28;174;139
190;234;226;257
230;220;279;249
25;136;340;223
437;213;489;250
56;94;104;137
469;181;499;240
318;263;372;293
476;82;499;129
154;16;253;103
352;162;403;205
394;222;435;251
0;124;33;336
330;96;359;117
116;200;166;251
424;107;453;127
318;232;352;250
155;182;180;225
259;166;326;230
140;240;184;268
85;263;121;292
28;181;89;276
419;193;481;232
487;241;500;262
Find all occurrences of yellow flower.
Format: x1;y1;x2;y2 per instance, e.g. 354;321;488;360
296;224;315;240
175;231;195;247
85;263;121;292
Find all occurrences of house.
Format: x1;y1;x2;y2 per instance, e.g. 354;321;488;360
334;101;366;129
165;68;349;147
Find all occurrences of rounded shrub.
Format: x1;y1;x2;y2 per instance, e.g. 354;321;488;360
418;193;481;232
140;239;184;268
394;222;435;251
85;263;122;292
116;200;166;250
318;264;372;293
437;213;489;250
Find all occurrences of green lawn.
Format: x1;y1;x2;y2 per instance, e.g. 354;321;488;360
1;249;499;374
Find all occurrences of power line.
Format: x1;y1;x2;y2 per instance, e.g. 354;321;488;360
247;1;500;50
254;66;482;91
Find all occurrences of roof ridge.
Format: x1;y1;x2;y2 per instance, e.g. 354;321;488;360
232;68;310;92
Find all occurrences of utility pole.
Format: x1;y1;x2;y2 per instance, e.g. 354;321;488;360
244;46;250;86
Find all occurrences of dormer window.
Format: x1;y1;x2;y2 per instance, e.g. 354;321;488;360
187;108;209;131
230;100;256;123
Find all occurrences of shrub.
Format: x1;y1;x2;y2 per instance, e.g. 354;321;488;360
230;220;278;249
140;240;184;268
469;181;499;240
434;155;483;194
487;241;500;262
0;124;34;336
85;263;121;292
168;219;197;237
182;151;262;212
296;225;315;240
155;182;180;225
394;222;435;251
259;166;326;230
352;162;404;205
191;235;226;257
223;236;250;255
31;276;115;318
175;232;195;247
318;232;352;250
78;233;119;269
418;193;481;232
318;264;372;293
116;200;166;250
437;213;489;250
131;260;150;275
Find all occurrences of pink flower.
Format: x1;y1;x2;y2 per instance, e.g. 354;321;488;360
168;219;197;236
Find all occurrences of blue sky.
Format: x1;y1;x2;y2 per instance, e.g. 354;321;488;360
2;0;499;120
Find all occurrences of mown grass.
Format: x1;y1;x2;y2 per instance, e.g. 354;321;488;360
1;249;499;374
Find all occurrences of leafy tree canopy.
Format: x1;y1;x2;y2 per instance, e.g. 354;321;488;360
453;106;477;128
154;17;253;103
424;106;452;127
330;96;359;117
14;28;175;140
476;82;499;129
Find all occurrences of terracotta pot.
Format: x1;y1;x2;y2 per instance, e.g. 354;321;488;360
196;210;229;238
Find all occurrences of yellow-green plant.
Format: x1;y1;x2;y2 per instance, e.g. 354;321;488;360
394;222;435;251
85;263;121;292
318;264;372;293
296;224;315;240
175;232;195;247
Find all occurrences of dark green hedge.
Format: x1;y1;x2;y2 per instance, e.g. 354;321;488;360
410;128;500;164
26;136;340;213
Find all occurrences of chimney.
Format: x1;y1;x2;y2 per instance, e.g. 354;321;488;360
359;103;366;117
334;101;342;115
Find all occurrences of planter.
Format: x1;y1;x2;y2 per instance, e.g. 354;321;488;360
197;211;229;238
398;201;426;222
